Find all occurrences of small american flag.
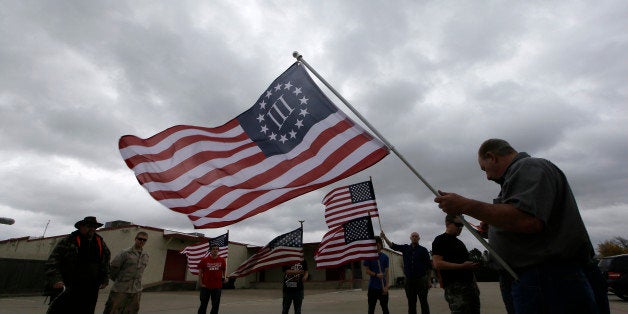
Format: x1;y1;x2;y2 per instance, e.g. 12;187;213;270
323;180;378;228
230;227;303;278
315;216;378;269
119;62;389;229
180;232;229;275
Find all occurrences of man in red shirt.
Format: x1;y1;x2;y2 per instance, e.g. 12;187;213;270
197;244;227;314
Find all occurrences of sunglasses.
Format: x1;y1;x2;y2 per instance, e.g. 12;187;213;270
448;222;464;227
136;238;148;242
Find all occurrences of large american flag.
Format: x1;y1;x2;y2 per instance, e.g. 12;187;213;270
119;62;389;228
315;216;378;269
229;227;303;278
323;180;378;228
180;232;229;275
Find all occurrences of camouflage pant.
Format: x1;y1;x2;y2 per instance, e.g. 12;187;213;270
444;282;480;314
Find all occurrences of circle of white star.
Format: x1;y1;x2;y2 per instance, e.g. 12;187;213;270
257;81;310;144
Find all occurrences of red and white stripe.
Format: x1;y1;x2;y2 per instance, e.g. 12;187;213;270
119;111;388;228
180;241;228;275
323;185;379;229
314;225;378;269
229;246;303;278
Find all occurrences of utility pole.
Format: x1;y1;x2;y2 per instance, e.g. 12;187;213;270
42;220;50;238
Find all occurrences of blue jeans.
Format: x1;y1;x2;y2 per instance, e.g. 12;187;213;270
198;287;221;314
501;264;597;314
583;262;610;314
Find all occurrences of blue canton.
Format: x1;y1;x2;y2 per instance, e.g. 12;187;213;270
269;227;303;249
237;63;339;157
349;181;375;203
343;216;375;244
209;233;228;247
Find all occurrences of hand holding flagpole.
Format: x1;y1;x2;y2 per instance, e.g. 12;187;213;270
369;208;387;295
294;51;518;281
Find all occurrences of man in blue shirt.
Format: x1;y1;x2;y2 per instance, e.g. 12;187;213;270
381;230;432;314
363;237;389;314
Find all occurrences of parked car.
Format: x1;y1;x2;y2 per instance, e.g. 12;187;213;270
598;254;628;300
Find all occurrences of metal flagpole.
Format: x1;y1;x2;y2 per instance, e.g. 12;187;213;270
293;51;518;280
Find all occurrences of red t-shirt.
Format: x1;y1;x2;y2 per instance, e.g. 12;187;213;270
198;255;226;289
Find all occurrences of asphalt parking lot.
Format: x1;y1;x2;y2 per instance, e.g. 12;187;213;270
1;282;627;313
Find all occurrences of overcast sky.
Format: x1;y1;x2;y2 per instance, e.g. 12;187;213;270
1;1;626;254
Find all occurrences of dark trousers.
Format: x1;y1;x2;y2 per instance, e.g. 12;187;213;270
405;276;430;314
282;289;304;314
500;264;598;314
47;284;99;314
584;262;611;314
368;288;389;314
198;287;222;314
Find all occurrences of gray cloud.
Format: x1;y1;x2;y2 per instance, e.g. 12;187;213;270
1;1;626;255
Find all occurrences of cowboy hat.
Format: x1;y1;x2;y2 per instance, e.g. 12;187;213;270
74;216;103;229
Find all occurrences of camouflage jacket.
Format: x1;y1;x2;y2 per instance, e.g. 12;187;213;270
45;230;111;287
110;246;149;293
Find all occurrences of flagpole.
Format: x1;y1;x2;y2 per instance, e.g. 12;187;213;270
293;51;518;281
369;207;386;294
225;230;229;277
377;260;387;295
371;205;387;295
369;177;384;232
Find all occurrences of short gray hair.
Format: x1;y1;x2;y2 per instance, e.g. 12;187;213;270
478;139;517;158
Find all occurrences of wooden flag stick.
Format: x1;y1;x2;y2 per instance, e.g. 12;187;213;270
377;259;387;295
225;230;229;274
369;177;384;232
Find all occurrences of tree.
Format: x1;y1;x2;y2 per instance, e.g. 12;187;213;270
597;237;628;257
469;248;484;264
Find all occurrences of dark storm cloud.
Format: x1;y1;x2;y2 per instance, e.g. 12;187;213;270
0;1;626;252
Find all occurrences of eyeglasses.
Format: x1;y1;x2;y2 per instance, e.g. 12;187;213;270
136;238;148;242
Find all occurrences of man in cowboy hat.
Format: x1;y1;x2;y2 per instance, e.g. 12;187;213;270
45;216;111;314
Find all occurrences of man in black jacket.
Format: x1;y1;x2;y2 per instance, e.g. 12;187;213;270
381;230;432;314
45;216;111;314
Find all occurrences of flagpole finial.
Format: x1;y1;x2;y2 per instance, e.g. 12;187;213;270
293;51;302;60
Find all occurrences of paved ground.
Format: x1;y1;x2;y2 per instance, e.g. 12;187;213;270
1;282;627;313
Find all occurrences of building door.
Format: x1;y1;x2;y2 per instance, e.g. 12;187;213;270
163;249;187;281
